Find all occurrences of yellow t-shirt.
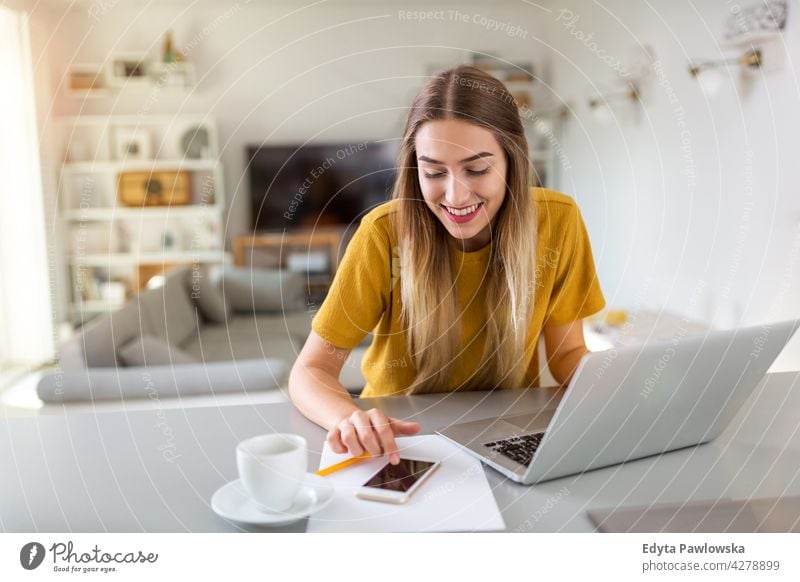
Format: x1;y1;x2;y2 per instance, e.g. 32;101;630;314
311;187;606;397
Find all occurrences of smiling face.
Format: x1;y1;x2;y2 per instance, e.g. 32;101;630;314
415;119;508;252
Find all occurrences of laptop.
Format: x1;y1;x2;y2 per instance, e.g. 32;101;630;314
436;318;800;485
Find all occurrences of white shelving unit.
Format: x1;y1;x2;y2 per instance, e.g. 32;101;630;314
65;56;196;99
57;114;229;322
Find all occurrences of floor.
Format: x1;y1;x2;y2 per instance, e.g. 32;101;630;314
0;368;44;417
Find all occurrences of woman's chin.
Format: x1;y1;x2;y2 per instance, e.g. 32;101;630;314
445;223;492;251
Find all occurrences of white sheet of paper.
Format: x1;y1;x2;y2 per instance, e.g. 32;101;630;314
307;434;506;532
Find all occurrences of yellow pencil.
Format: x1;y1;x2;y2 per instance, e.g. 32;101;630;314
314;452;372;477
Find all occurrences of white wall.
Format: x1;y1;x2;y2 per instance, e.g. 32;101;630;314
544;0;800;370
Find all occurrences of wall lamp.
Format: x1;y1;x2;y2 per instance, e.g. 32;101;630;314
588;83;640;110
528;103;571;128
688;48;762;78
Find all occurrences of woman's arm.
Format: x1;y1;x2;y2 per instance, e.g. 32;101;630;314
288;330;360;429
542;319;591;386
288;330;419;463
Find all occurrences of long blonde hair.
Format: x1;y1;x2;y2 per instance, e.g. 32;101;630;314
393;65;537;394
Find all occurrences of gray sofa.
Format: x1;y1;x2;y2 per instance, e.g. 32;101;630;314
37;265;342;408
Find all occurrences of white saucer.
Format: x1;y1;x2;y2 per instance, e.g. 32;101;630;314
211;473;334;526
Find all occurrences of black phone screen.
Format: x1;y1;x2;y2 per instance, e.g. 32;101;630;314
362;458;436;492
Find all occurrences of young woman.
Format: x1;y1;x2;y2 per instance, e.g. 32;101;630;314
289;65;605;466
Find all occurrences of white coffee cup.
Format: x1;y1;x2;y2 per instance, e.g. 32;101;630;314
236;433;308;513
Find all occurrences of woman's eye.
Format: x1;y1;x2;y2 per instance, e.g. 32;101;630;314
422;167;489;179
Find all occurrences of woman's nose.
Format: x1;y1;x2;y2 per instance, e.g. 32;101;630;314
445;174;473;206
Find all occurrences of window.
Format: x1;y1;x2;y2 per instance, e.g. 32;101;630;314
0;6;54;373
0;284;7;372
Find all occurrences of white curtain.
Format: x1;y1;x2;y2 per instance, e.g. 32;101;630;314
0;6;54;366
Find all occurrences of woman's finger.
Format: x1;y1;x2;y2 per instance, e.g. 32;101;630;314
349;411;383;456
389;417;421;436
338;421;364;456
367;408;399;463
326;426;347;454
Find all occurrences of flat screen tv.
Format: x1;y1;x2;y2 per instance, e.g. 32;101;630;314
247;142;398;231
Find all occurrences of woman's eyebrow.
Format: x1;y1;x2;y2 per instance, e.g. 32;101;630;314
417;152;494;165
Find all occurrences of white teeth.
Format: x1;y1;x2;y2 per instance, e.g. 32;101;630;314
444;203;481;216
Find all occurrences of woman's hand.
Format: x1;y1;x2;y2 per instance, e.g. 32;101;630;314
327;408;421;464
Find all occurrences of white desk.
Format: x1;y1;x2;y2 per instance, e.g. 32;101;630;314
1;372;798;532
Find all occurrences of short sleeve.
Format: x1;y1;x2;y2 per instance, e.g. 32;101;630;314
311;219;390;349
544;202;606;326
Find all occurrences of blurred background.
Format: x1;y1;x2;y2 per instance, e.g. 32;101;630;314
1;0;797;414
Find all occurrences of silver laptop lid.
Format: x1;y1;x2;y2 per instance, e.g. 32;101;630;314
524;319;800;484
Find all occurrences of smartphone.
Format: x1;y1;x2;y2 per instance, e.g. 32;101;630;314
355;457;440;504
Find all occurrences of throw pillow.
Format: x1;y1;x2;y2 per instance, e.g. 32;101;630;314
223;268;306;314
192;265;231;324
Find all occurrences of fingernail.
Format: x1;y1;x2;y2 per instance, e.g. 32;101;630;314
390;453;399;464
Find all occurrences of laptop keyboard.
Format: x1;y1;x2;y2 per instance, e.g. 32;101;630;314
483;432;545;467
